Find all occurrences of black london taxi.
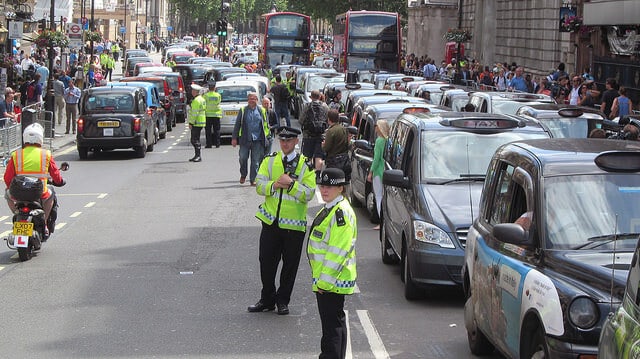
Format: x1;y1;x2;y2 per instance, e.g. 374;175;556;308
77;86;157;159
380;112;549;300
514;104;607;138
463;139;640;359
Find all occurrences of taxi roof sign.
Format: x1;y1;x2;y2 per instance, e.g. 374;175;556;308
595;151;640;173
440;118;523;129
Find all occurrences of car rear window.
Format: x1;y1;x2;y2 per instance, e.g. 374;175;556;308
218;86;257;102
84;93;135;112
162;76;179;91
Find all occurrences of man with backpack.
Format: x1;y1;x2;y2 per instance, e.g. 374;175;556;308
301;90;329;171
25;73;43;106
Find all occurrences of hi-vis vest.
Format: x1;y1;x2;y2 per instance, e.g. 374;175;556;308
255;151;316;232
12;146;51;196
188;95;206;127
203;91;222;117
307;197;357;295
238;106;270;139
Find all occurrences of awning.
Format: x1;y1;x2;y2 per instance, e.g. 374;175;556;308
583;0;640;26
33;0;74;21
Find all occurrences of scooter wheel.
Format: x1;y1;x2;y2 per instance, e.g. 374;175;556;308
17;247;32;261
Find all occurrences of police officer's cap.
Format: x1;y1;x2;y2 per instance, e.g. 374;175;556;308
317;168;347;186
207;81;216;89
190;84;203;92
276;126;301;140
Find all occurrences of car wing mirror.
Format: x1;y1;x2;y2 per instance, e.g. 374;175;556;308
493;223;531;246
382;169;410;189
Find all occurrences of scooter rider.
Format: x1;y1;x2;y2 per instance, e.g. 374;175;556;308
4;123;66;238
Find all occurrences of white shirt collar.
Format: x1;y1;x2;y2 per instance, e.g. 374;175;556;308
283;151;298;162
325;195;344;209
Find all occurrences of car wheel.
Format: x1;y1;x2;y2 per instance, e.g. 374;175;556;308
78;147;88;160
366;190;380;224
380;215;398;265
522;321;548;359
135;138;147;158
402;245;421;300
466;297;495;355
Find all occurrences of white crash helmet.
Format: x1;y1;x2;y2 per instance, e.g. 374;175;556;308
23;123;44;146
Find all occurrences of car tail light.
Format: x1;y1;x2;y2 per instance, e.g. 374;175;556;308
77;117;84;133
133;118;141;132
20;208;29;214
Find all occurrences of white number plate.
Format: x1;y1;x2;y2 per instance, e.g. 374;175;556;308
103;128;114;136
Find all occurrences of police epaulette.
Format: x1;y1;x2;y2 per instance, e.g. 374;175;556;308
267;152;278;157
336;208;346;226
305;158;314;170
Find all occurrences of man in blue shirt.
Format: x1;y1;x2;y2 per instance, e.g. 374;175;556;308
232;92;269;186
508;67;529;93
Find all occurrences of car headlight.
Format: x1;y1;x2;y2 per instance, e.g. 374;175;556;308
568;297;599;329
413;221;455;248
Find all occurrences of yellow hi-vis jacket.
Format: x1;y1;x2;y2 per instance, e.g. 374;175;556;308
203;91;222;117
12;146;52;196
307;196;357;295
188;95;206;127
255;151;316;232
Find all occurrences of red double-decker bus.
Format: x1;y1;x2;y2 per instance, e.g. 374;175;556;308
333;10;402;73
258;12;311;68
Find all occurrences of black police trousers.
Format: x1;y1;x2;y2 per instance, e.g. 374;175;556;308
258;222;305;306
316;291;347;359
204;116;221;147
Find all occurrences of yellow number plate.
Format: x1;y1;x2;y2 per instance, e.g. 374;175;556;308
98;121;120;128
13;222;33;236
225;110;239;116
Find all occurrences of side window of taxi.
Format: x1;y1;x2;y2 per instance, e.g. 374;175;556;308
488;162;518;225
387;121;408;170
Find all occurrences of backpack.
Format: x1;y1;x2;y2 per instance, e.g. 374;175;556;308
26;81;37;101
303;101;327;135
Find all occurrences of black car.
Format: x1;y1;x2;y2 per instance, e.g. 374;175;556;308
77;86;156;158
380;112;550;299
203;67;248;83
463;139;640;359
173;64;215;102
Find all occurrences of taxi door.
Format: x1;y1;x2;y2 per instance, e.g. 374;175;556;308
478;162;536;358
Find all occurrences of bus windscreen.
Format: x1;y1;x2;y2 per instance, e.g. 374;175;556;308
347;15;398;37
267;15;309;37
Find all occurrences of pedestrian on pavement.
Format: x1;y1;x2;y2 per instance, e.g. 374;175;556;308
248;126;316;316
63;79;81;134
322;109;350;181
610;86;634;120
53;75;66;125
203;81;222;148
232;92;270;186
187;84;206;162
308;167;357;359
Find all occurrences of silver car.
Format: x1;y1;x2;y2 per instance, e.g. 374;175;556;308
216;80;263;136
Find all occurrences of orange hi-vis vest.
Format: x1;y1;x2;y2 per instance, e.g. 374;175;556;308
12;146;52;198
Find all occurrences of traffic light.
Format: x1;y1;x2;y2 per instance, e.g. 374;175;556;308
38;19;47;32
221;20;227;37
216;20;222;36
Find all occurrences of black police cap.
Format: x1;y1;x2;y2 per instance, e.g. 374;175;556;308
317;168;347;186
277;126;301;140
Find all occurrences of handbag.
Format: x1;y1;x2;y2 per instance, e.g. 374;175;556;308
325;153;351;179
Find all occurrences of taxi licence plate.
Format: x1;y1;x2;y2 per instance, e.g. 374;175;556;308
225;110;239;116
13;222;33;236
97;120;120;128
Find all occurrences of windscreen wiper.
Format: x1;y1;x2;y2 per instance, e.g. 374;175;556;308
573;233;640;250
439;174;486;185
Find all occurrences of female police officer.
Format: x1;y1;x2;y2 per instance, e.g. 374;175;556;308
307;168;357;359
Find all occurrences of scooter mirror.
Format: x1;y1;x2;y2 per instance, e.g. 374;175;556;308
60;162;70;171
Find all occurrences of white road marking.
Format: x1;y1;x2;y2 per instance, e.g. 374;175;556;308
356;310;390;359
58;193;106;197
85;202;96;208
0;216;8;221
345;310;353;359
55;223;66;230
70;212;82;218
0;230;11;237
0;266;4;271
57;146;77;156
97;193;108;199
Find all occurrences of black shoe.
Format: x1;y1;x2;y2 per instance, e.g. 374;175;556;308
204;145;212;148
192;156;202;162
189;155;200;162
215;145;220;148
248;300;275;313
277;303;289;315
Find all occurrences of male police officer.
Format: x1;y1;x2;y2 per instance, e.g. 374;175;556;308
203;81;222;148
187;84;206;162
249;126;316;315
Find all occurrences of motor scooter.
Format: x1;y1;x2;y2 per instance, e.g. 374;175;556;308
4;162;69;261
